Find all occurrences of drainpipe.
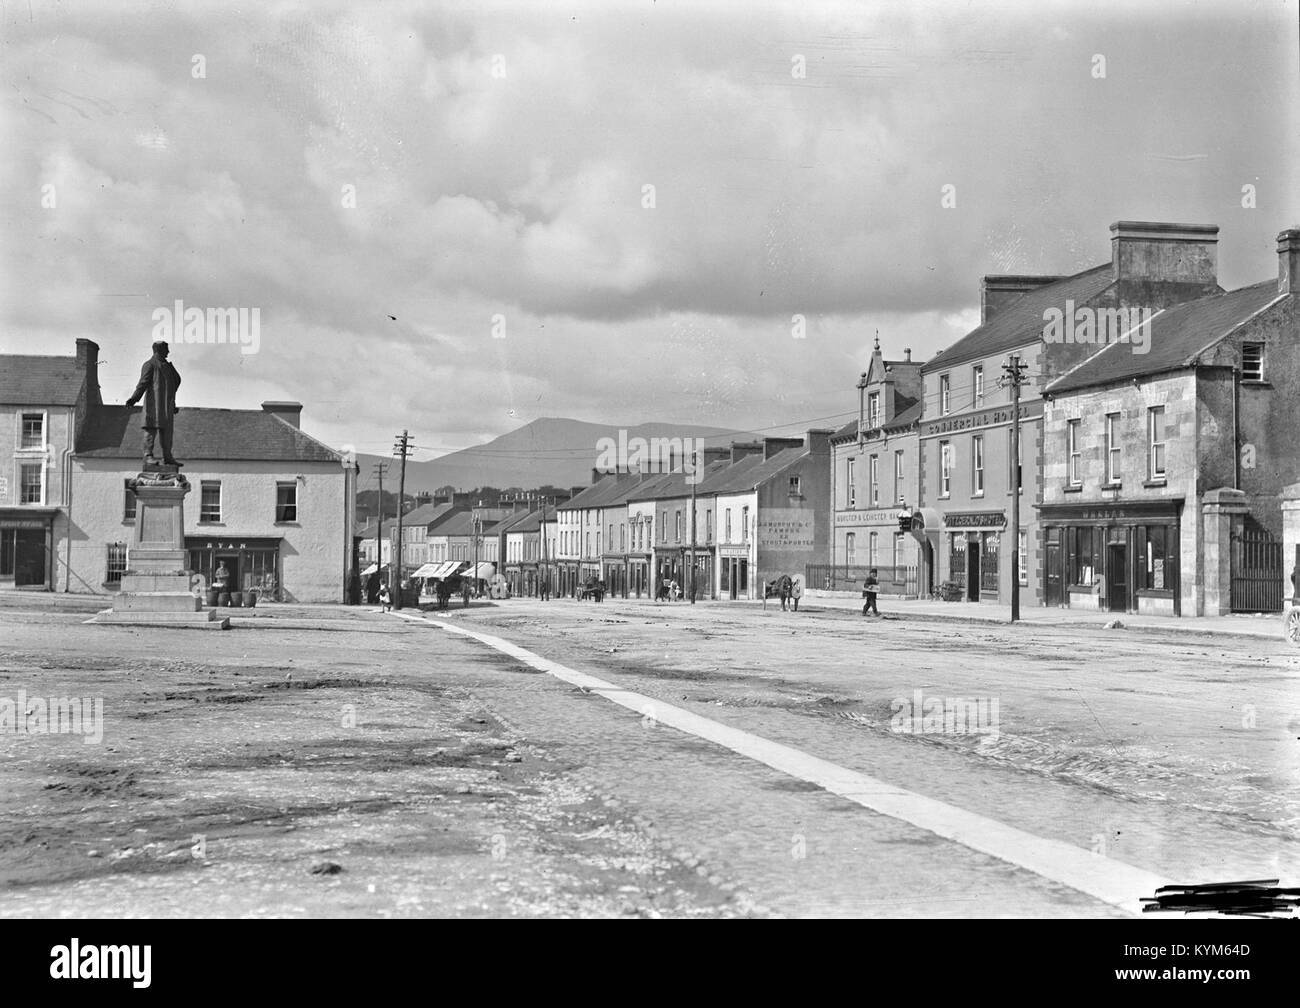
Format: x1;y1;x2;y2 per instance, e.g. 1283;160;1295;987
62;446;73;594
1232;365;1240;491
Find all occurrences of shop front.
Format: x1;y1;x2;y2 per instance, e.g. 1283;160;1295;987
0;510;56;590
1037;500;1182;616
718;544;750;600
187;535;282;601
940;510;1007;602
627;555;650;598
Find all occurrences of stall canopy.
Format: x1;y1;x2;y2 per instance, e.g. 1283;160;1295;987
411;562;441;579
463;562;496;581
427;560;467;579
361;564;379;577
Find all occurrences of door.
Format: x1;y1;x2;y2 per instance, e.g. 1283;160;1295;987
924;541;935;598
966;542;980;601
1045;529;1063;606
1106;544;1127;612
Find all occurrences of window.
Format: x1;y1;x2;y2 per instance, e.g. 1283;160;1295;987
620;523;626;550
846;458;856;508
106;544;128;585
1241;342;1264;382
1144;526;1171;591
725;508;732;542
1018;530;1028;587
741;506;750;543
200;481;222;522
972;435;984;495
892;532;904;571
705;509;712;543
940;375;951;415
1105;413;1121;484
19;463;42;504
1148;406;1166;480
869;455;879;506
1072;527;1097;586
980;532;1000;592
788;476;801;496
586;532;591;556
893;451;904;503
675;510;682;542
845;532;856;566
867;392;881;428
123;481;136;521
939;441;952;497
972;366;984;406
868;531;878;565
660;511;667;543
275;482;298;522
596;531;600;555
1067;420;1082;486
949;533;967;587
20;413;44;449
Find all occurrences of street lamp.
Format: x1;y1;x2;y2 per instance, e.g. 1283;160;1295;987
896;498;914;532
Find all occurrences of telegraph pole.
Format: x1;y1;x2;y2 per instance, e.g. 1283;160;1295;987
689;444;699;603
539;496;549;601
392;431;412;609
372;461;387;589
1003;354;1029;623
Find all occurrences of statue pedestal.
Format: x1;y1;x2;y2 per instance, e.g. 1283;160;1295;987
95;469;229;629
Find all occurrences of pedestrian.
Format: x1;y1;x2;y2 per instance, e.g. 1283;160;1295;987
379;583;392;613
861;568;880;616
792;575;803;612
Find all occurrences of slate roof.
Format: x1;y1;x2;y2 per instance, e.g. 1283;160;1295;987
76;405;343;462
923;265;1113;372
0;354;82;406
1047;280;1283;395
497;509;543;534
428;510;504;537
706;447;806;494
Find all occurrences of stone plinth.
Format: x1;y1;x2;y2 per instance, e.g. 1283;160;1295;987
95;469;229;629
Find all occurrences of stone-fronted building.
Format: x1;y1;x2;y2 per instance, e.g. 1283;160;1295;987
1039;227;1300;616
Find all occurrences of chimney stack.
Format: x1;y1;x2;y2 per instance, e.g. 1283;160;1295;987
903;348;912;362
981;276;1066;324
763;436;804;461
729;441;764;464
1278;228;1300;296
261;401;303;428
1110;221;1218;288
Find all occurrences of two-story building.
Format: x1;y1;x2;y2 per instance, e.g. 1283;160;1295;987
829;340;925;595
919;221;1224;605
74;400;356;602
0;339;100;590
1039;227;1300;617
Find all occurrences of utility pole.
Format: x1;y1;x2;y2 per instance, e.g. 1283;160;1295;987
1003;354;1029;623
392;430;412;609
372;461;388;589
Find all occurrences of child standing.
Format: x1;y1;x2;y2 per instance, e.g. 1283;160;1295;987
861;568;880;616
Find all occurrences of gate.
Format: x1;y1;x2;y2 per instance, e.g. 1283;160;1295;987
1231;525;1284;613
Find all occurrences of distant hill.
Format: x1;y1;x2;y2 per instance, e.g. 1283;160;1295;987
356;417;759;494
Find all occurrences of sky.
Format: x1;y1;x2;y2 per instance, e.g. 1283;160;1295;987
2;0;1297;464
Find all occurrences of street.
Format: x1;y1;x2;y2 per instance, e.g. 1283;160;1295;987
2;597;1295;918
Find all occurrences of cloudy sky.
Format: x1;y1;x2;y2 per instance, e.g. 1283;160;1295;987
2;0;1296;462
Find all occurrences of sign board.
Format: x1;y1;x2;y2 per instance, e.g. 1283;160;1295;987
920;400;1043;439
757;509;815;551
943;510;1007;529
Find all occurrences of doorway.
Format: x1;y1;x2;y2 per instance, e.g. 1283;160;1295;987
1106;543;1127;612
966;540;981;601
216;554;240;595
1045;530;1063;606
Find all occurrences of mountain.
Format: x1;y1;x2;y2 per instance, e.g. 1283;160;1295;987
356;417;760;495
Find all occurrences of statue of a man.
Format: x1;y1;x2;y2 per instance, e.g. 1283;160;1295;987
125;340;182;467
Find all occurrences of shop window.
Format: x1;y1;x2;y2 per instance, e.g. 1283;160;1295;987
949;534;966;587
106;543;128;585
275;482;298;522
980;532;1000;592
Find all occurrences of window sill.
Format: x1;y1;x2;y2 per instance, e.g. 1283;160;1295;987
1142;478;1167;489
1061;484;1083;494
1099;483;1122;492
273;521;301;527
197;520;225;526
1240;380;1271;388
1136;588;1174;599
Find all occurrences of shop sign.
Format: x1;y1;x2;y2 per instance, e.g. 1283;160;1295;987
944;510;1007;529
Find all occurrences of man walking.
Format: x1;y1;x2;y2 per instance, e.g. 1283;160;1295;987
125;340;182;467
861;568;880;616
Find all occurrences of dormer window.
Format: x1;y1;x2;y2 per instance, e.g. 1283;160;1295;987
867;392;881;428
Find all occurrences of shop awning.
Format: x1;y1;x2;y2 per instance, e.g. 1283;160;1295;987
361;563;379;577
463;562;496;580
411;562;441;579
424;560;463;579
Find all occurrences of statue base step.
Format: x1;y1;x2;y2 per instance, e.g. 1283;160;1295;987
93;607;230;628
